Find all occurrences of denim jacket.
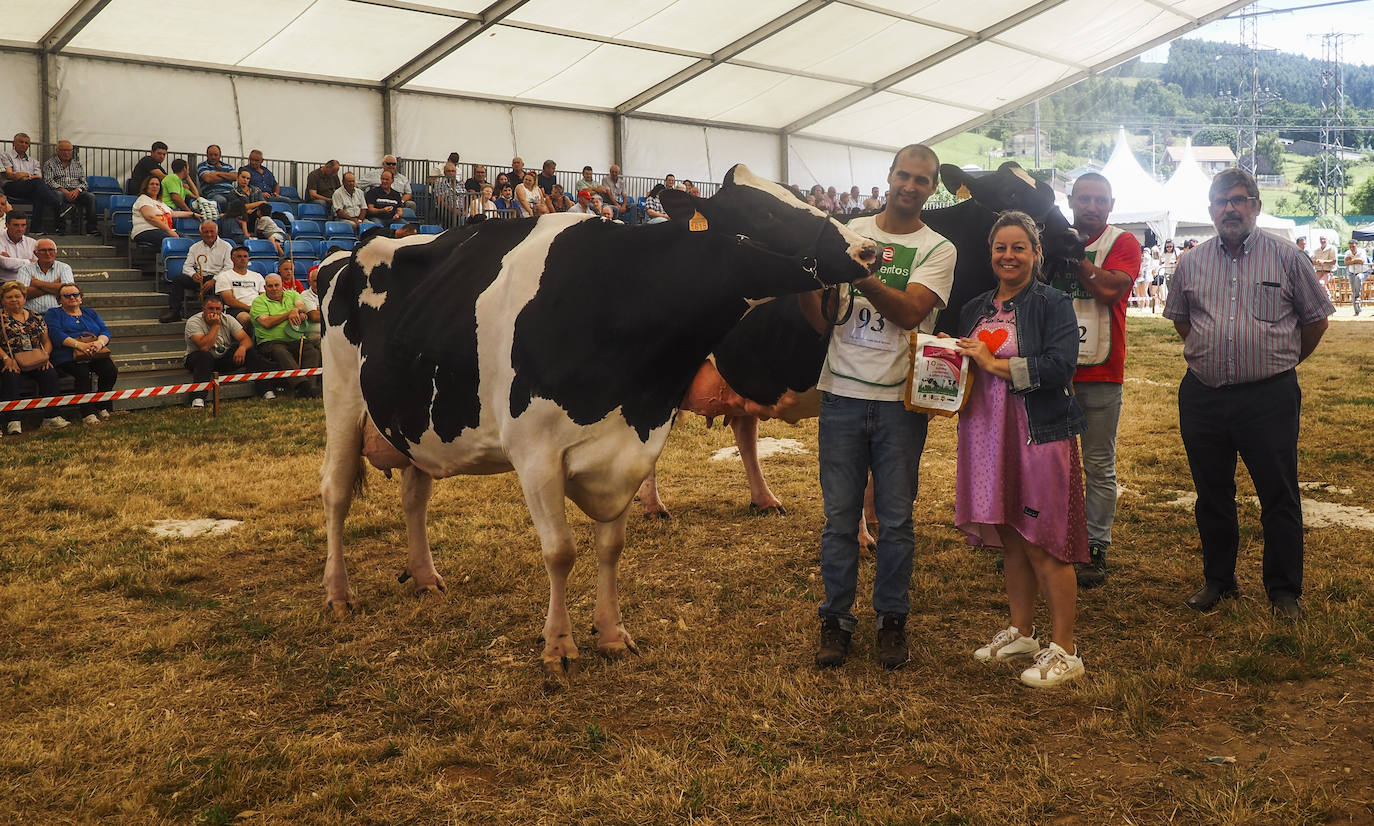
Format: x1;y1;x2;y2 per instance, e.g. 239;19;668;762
958;278;1085;444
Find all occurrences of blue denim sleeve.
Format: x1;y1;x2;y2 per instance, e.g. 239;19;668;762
1009;293;1080;395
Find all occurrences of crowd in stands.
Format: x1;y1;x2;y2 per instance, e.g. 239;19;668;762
1;130;895;429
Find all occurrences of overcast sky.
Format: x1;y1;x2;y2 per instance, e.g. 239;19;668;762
1142;0;1373;65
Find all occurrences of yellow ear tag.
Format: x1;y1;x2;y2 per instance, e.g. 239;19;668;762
689;210;709;232
955;184;971;200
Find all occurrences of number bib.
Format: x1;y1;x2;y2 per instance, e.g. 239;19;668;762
1050;225;1124;367
842;300;900;351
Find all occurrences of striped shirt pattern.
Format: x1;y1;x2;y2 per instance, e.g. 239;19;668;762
43;157;87;191
1164;229;1333;387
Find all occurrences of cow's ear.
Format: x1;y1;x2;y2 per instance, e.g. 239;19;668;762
660;188;699;223
939;164;972;199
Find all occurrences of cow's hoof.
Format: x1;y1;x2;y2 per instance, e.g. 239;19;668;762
598;638;641;659
542;654;580;681
324;598;355;618
859;542;876;559
749;502;787;517
413;583;447;598
642;509;672;521
400;570;448;597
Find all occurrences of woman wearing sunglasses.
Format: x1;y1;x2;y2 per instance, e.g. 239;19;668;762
44;286;118;425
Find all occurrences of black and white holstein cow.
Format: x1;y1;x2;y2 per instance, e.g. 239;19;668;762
639;162;1084;521
315;165;879;676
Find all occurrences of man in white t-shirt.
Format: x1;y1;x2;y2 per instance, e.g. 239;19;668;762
799;144;956;670
214;245;266;332
1345;239;1366;316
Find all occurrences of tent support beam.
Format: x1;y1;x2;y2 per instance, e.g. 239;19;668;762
382;87;394;153
780;134;790;186
613;115;625;166
385;0;529;91
38;0;114;143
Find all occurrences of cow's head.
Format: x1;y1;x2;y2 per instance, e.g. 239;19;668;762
940;161;1084;273
662;164;879;287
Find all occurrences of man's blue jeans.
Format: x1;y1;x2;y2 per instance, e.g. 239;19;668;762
817;392;929;631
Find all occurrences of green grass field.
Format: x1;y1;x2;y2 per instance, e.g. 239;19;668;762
1;316;1371;824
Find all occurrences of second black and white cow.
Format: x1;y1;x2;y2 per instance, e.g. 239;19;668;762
316;165;879;676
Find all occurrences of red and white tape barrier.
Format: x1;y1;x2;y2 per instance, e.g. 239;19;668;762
0;368;323;412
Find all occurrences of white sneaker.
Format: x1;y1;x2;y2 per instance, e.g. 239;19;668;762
190;398;206;409
262;390;277;401
43;416;71;430
82;413;100;426
6;421;20;435
97;409;111;420
1019;642;1085;688
974;625;1040;662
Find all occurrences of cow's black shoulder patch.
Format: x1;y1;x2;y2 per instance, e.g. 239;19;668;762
713;294;827;406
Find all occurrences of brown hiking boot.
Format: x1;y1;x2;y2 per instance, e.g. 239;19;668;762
875;614;908;669
815;616;851;668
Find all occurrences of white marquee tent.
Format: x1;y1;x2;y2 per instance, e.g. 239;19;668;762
1;0;1252;188
1102;126;1172;242
1165;137;1300;243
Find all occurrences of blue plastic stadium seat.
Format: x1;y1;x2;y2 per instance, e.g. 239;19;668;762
419;224;442;235
287;239;318;259
277;186;301;202
165;256;188;282
88;176;122;213
322;238;356;254
245;239;277;258
158;237;196;281
290;220;324;240
324;221;356;240
389;223;407;231
248;260;274;275
358;221;381;235
296;203;327;220
174;217;202;233
295;259;319;275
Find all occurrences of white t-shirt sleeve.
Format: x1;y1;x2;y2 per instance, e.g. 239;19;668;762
910;237;957;313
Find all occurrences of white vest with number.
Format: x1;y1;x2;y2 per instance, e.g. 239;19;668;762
1063;225;1125;367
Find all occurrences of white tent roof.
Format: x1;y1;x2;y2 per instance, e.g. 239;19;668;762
1102;126;1172;241
3;0;1253;150
1165;137;1299;242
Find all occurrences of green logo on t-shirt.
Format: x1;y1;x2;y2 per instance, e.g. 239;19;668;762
855;244;919;297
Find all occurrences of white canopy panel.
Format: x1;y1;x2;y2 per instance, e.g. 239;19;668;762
5;0;1252;151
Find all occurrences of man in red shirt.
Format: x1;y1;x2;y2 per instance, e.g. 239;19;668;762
1052;173;1142;588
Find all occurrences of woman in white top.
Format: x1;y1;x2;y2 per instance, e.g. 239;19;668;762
514;171;548;218
467;183;498;222
131;176;193;247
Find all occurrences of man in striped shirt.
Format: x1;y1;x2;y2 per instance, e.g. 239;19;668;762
1164;167;1333;621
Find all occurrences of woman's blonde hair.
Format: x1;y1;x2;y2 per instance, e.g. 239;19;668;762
1;280;24;300
987;210;1043;281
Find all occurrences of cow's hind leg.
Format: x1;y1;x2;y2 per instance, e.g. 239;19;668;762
636;467;671;520
519;471;580;677
733;416;785;515
396;465;446;597
321;419;364;617
592;509;639;658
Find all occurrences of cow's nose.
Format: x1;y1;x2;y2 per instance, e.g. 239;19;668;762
857;243;877;262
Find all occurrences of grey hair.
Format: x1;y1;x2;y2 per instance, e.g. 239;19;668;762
1210;167;1259;200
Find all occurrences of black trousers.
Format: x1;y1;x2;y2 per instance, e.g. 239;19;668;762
56;190;98;233
56;357;118;415
3;179;61;232
184;347;275;400
1178;369;1304;600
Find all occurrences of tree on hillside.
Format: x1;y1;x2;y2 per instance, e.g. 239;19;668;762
1349;176;1374;215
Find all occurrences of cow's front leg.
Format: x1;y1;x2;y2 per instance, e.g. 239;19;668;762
635;467;671;519
592;509;639;658
858;474;877;557
733;416;785;515
396;465;446;597
519;472;580;677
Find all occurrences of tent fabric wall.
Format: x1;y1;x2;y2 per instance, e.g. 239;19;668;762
789;137;892;193
621;120;781;184
0;50;40;142
511;107;612;173
393;94;517;167
234;77;382;164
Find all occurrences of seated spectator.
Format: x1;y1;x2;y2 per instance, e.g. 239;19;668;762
307;160;342;209
602;164;631;223
1;133;61;236
548;183;572;214
428;151;461;186
643;184;668;224
804;193;818;207
849;185;862;208
45;285;117;425
537;160;558;197
196;144;238;210
298;265;322;342
0;192;10;224
250;273;320;398
128;141;168;195
16;238;74;315
183;295;276;407
43;140;99;236
395;223;420;238
1;211;38;274
214;245;265;331
1;280;68;432
493;172;511;192
493;183;520;217
226;170;284;255
467;184;497;222
825;186;839;211
275;258;303;292
577;166;616;216
163;221;233;323
131;176;192;248
509;157;526;185
515;172;547;218
863;187;883;211
664;173;679;190
567;189;595;215
239;150;281;199
365;171;405;224
594;194;615;221
161;158;203;216
332;172;366;227
681;180;700;197
363;156;412;204
837;192;854;213
464;165;488;194
809;185;827;210
432;163;465;224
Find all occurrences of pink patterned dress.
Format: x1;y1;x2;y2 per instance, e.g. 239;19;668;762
954;300;1089;563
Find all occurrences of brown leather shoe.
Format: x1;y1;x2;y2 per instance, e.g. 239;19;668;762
1270;595;1305;622
1185;583;1240;612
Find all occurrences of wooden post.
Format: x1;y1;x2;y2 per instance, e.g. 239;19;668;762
211;372;220;417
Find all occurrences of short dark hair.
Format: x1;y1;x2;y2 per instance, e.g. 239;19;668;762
231;245;250;256
1210;166;1260;200
583;165;593;172
447;152;460;163
207;144;221;154
171;158;188;173
152;141;168;152
7;211;28;224
203;295;223;307
891;144;939;172
1071;171;1113;199
402;222;419;233
325;245;344;256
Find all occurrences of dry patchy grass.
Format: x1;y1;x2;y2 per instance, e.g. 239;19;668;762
1;316;1372;825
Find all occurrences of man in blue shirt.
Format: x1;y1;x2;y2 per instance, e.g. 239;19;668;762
239;150;281;200
197;144;237;211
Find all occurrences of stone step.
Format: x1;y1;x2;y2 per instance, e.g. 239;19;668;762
103;319;182;338
113;350;190;373
109;334;187;357
82;291;165;308
68;258;135;273
89;304;166;322
69;276;155;293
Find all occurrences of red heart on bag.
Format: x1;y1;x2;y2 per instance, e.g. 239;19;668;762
977;328;1008;354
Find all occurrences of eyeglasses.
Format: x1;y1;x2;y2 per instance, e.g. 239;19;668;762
61;292;81;298
1211;195;1258;210
383;161;397;166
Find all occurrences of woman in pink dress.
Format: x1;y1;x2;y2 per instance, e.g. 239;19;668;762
952;211;1089;689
